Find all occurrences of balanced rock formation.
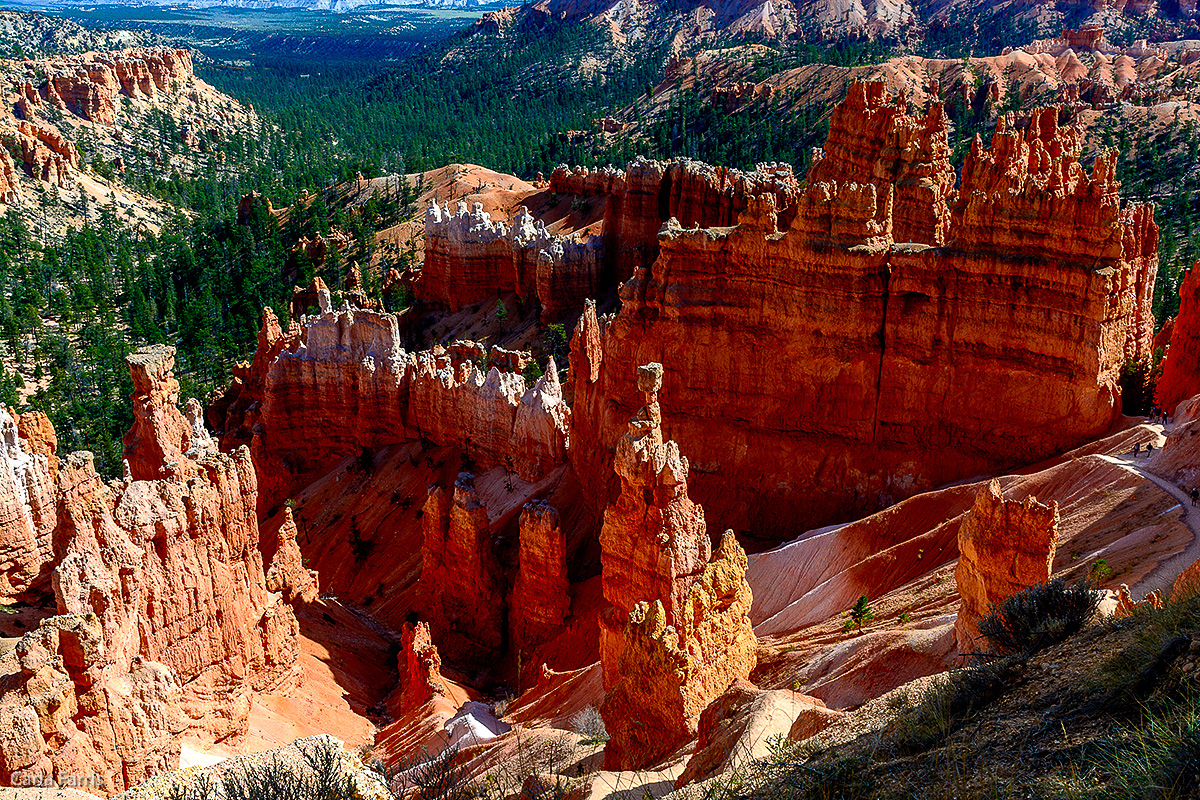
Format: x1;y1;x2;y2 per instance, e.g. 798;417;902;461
209;305;570;514
0;345;302;792
1156;262;1200;413
597;363;756;770
568;81;1157;539
599;363;710;639
953;479;1060;653
122;344;196;480
264;506;320;604
419;201;602;322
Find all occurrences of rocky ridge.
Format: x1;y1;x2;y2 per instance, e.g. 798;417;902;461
0;40;262;238
209;304;571;515
0;345;304;794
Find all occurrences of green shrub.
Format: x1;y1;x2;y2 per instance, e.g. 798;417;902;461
978;578;1100;656
1089;559;1114;584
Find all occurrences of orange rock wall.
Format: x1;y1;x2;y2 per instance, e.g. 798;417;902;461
1;120;78;189
569;84;1157;540
550;158;803;280
1156;263;1200;413
418;201;602;322
210;307;570;515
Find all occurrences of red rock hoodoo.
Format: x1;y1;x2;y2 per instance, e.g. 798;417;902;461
511;499;571;652
419;473;508;663
395;621;448;714
953;479;1060;653
597;363;756;770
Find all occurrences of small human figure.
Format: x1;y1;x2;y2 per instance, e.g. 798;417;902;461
1191;488;1198;507
1134;443;1141;458
1147;443;1155;457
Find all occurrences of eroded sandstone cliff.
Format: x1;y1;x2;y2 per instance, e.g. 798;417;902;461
419;201;603;322
1156;262;1200;413
568;80;1158;538
210;305;570;515
34;48;194;127
0;345;302;794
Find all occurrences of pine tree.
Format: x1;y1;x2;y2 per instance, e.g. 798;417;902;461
845;595;875;635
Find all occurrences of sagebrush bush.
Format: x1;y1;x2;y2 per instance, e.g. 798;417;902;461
569;705;608;743
978;577;1100;656
160;738;360;800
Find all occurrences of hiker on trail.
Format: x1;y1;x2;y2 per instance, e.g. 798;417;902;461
1147;443;1155;457
1191;488;1198;507
1134;443;1141;458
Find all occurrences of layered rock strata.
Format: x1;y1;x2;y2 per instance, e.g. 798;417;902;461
597;363;756;770
807;79;953;245
1156;263;1200;413
953;479;1060;653
570;81;1158;538
550;158;802;279
419;201;603;322
210;305;570;513
0;345;302;793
